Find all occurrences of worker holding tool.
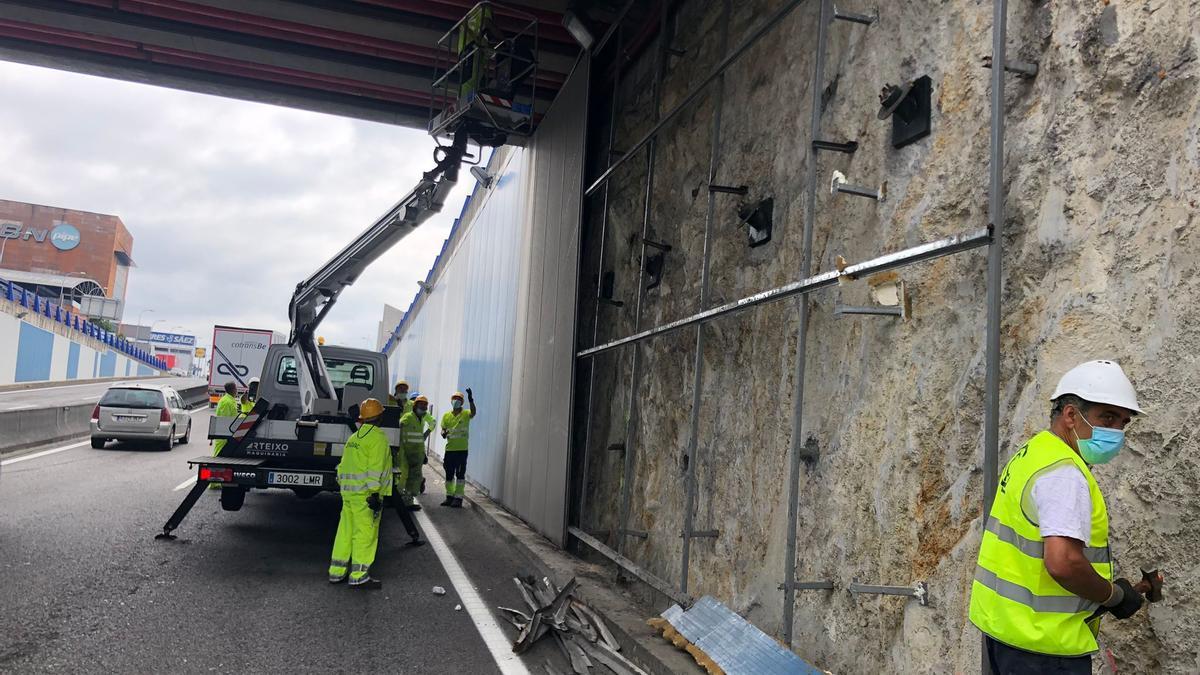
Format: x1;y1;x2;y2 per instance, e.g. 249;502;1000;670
398;395;436;511
970;360;1158;673
388;380;413;414
212;381;238;457
328;398;390;590
439;388;476;508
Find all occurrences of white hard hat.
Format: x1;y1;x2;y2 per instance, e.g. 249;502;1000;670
1051;360;1143;414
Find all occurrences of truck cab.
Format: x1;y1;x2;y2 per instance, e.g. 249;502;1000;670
257;344;389;421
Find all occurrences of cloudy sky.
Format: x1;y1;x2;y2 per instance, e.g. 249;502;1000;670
0;60;473;353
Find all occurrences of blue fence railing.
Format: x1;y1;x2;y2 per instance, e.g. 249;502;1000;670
2;279;166;371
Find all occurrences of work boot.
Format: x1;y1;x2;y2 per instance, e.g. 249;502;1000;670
350;576;382;590
451;497;464;508
440;496;454;507
407;503;422;512
329;575;347;584
407;537;425;547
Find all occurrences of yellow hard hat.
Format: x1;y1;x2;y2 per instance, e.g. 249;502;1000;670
396;380;409;389
414;395;429;405
317;336;326;345
358;398;385;421
451;391;465;401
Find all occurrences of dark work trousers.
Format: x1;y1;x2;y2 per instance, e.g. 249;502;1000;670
443;451;468;491
985;636;1090;674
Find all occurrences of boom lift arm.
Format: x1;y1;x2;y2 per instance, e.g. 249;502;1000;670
288;128;470;415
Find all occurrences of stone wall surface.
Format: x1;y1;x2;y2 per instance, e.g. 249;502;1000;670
576;1;1200;672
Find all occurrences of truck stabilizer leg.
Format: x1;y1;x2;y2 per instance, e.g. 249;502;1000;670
155;480;209;540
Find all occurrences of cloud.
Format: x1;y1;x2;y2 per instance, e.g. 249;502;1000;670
0;60;472;352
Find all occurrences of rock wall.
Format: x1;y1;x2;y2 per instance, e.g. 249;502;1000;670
575;1;1200;672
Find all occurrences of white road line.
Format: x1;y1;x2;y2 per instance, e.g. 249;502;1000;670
173;476;198;492
414;509;531;675
0;440;90;466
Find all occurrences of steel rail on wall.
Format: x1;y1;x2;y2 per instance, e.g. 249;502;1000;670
569;1;1008;669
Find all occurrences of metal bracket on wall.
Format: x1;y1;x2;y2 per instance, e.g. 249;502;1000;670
681;529;719;538
641;238;672;252
834;305;902;317
618;529;648;539
878;76;932;149
600;270;624;307
739;197;774;247
832;5;877;25
607;442;626;453
708;184;749;195
831;171;885;201
847;580;929;606
981;55;1038;78
812;139;859;154
779;580;835;591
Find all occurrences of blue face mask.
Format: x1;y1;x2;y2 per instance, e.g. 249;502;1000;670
452;400;463;410
1075;415;1125;464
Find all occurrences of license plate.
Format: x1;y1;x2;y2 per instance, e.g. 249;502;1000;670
114;415;145;421
268;471;323;487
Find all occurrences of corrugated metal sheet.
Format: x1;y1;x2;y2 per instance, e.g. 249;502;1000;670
660;597;824;674
502;55;589;544
387;147;525;496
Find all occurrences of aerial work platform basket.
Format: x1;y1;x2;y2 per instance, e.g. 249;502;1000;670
428;2;539;147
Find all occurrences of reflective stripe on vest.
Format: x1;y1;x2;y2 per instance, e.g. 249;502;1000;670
969;431;1111;656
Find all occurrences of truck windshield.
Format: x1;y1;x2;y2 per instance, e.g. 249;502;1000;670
99;388;166;409
277;356;374;390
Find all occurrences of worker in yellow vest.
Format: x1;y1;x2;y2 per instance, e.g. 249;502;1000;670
388;380;413;414
439;388;476;508
398;395;435;511
239;378;259;414
328;398;390;590
969;360;1149;672
212;381;238;457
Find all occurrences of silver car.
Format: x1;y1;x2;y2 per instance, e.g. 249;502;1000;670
90;383;192;450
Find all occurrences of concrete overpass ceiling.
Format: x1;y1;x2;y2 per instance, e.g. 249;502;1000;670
0;0;584;128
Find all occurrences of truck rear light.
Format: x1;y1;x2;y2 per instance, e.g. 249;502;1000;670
160;407;171;423
199;466;234;483
90;405;100;423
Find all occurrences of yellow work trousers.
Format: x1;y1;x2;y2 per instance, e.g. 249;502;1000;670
328;493;380;584
404;445;425;505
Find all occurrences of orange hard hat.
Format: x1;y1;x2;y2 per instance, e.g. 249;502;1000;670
358;398;385;421
451;391;465;401
414;395;429;405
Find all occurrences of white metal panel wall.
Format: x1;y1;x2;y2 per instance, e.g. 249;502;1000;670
388;147;526;496
503;56;589;545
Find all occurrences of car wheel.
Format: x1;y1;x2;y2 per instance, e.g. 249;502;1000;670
181;422;191;445
91;437;105;449
220;487;246;511
162;427;175;451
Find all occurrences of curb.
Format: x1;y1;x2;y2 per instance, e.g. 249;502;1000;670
424;462;700;675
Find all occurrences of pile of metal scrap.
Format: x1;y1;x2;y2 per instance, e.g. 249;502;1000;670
500;575;649;675
648;596;828;675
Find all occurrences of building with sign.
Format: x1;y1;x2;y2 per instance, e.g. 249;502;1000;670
121;324;197;375
0;199;135;320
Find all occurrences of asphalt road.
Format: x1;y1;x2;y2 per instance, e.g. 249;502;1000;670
0;377;207;412
0;408;566;673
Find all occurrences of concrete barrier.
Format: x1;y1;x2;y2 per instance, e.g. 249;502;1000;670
0;383;209;454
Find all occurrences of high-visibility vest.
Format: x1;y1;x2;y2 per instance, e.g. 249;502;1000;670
969;430;1112;656
399;412;433;453
441;410;472;451
388;396;413;415
337;424;392;497
212;393;239;456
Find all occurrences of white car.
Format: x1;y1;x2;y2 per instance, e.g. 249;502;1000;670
90;383;191;451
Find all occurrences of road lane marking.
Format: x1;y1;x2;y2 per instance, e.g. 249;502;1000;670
414;508;531;675
173;476;198;492
1;440;90;466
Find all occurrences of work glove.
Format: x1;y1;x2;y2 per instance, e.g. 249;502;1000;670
465;387;473;398
367;492;382;513
1092;578;1144;621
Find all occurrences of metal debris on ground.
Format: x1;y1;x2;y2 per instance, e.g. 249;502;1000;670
455;604;463;611
504;574;648;675
649;596;828;675
432;586;446;595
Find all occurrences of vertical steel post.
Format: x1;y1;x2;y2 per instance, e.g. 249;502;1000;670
982;0;1007;672
616;1;671;556
782;0;830;647
680;0;733;595
577;24;625;534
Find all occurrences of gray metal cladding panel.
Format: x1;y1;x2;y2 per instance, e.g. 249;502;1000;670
504;55;589;545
